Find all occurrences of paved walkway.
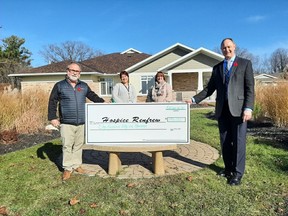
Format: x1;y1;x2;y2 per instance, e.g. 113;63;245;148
81;140;219;179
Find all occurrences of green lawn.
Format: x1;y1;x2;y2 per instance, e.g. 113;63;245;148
0;109;287;216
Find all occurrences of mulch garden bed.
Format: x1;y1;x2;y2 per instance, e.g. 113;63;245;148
0;130;60;155
247;121;288;150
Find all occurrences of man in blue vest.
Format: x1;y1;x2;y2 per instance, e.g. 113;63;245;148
48;62;105;181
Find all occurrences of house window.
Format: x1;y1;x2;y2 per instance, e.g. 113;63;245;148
100;78;113;95
141;75;154;94
203;72;212;86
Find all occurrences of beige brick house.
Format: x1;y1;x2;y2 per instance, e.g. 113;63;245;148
9;43;223;102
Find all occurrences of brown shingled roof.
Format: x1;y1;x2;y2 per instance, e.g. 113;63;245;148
81;52;151;74
20;60;100;73
20;52;150;74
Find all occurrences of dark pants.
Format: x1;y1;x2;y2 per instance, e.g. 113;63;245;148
218;102;247;178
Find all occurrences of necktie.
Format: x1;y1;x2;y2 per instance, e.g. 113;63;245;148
224;61;230;99
224;61;230;83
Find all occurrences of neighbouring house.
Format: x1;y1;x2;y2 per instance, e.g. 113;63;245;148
254;74;279;85
9;43;224;102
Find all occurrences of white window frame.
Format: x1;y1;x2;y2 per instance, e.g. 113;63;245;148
140;75;154;94
100;78;113;95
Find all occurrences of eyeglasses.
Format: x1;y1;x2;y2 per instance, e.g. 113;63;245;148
67;68;81;73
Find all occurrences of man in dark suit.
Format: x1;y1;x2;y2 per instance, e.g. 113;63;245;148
186;38;255;186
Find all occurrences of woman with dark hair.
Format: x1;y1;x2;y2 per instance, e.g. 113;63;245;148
146;71;172;102
112;71;137;103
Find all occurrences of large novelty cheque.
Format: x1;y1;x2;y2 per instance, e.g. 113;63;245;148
85;103;190;145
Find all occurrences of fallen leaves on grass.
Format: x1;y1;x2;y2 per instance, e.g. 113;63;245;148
28;165;36;171
119;209;129;215
89;202;98;208
126;183;136;188
79;208;86;214
169;202;179;209
69;196;80;206
275;207;284;214
0;206;8;216
186;176;193;181
138;200;145;205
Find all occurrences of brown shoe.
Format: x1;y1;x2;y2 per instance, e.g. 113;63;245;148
74;167;85;174
74;167;95;176
62;170;72;181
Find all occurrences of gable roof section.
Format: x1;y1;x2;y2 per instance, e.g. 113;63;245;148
121;48;142;54
254;74;278;79
125;43;195;73
158;47;224;72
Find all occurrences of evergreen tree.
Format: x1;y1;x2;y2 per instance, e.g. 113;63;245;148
0;35;32;89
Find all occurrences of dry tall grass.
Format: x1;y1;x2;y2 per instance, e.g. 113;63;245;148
255;82;288;127
0;90;49;134
1;83;288;134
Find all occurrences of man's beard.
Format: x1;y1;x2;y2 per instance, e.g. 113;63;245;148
68;75;78;82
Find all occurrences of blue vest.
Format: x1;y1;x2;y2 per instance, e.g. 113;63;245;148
56;79;89;125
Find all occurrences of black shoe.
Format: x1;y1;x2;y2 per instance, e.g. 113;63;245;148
228;176;241;186
217;170;232;178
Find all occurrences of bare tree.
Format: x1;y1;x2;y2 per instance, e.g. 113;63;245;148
213;46;262;72
269;48;288;73
255;55;271;74
39;41;104;63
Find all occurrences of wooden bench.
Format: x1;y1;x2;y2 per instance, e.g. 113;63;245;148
82;144;177;175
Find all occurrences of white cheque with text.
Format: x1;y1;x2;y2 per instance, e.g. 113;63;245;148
85;103;190;145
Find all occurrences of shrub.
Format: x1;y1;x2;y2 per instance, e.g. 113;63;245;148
252;102;265;123
0;90;49;134
255;82;288;127
0;92;21;130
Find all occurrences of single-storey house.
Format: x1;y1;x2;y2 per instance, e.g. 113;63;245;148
254;74;278;85
9;43;224;102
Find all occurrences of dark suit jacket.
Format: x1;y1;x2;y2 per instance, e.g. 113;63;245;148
194;56;254;118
